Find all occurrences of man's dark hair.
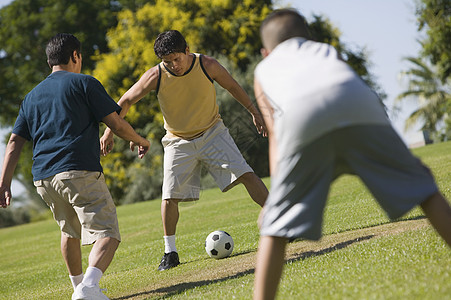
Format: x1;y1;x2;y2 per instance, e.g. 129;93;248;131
46;33;81;67
260;8;311;51
154;30;187;58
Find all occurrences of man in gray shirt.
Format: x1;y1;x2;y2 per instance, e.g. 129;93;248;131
253;9;451;300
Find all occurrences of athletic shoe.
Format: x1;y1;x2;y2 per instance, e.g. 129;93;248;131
157;251;180;271
72;283;109;300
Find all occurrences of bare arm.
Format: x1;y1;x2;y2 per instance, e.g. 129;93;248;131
102;112;150;159
203;55;267;137
254;78;277;176
0;134;27;208
101;66;159;155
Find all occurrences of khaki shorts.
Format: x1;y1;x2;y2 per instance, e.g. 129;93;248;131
162;120;254;200
34;170;121;245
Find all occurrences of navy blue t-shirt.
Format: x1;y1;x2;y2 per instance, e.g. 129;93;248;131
12;71;121;180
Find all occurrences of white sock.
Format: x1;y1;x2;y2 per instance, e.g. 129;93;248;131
69;273;83;290
82;266;103;287
164;235;177;253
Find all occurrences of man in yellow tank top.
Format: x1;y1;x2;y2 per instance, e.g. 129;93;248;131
101;30;269;271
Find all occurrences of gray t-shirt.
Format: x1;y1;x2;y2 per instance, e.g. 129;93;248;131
255;37;390;159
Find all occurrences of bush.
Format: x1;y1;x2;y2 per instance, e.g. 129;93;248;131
0;206;30;228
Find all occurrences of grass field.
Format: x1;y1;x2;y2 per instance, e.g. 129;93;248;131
0;141;450;299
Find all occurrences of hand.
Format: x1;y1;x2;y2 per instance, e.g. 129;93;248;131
252;112;268;137
130;139;150;159
100;131;114;156
0;185;12;208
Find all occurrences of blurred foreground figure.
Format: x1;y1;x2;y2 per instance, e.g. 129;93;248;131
253;9;451;300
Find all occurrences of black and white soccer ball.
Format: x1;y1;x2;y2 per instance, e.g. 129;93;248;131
205;230;234;259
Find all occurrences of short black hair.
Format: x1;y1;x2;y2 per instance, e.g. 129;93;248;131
154;30;187;58
45;33;81;67
260;8;311;51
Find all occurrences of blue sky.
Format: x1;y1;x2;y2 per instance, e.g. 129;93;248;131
0;0;9;8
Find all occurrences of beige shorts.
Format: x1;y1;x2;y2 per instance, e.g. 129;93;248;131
34;170;121;245
162;120;254;200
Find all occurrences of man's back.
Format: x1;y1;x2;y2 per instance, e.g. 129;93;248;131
255;37;390;157
13;71;119;180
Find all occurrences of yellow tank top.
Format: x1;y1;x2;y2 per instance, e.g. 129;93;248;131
157;53;220;139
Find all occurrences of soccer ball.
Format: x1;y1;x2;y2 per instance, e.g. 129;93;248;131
205;230;234;259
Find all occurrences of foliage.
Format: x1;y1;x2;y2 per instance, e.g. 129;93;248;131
0;0;124;127
103;136;165;205
93;0;272;91
394;0;451;142
415;0;451;82
437;117;451;142
396;57;451;140
0;205;30;228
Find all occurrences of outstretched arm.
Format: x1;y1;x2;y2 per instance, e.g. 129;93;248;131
202;55;267;137
101;66;159;156
0;134;27;208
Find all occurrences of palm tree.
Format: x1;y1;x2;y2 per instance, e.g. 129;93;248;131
396;56;451;140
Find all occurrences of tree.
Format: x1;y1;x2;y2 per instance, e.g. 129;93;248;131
415;0;451;82
396;57;451;140
394;0;451;142
0;0;124;127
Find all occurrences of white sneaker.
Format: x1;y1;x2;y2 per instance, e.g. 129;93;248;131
72;283;109;300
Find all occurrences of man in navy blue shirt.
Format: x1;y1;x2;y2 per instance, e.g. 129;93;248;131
0;33;149;300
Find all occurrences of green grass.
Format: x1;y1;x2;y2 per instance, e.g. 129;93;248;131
0;141;450;299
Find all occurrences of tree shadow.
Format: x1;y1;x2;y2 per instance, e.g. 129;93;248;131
112;235;374;299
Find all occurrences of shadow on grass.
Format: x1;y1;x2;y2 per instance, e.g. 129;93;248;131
175;249;255;267
113;235;372;300
395;215;426;222
287;235;374;264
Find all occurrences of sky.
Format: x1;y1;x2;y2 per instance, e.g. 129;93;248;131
0;0;425;195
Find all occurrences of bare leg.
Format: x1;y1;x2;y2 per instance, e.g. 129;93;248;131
61;234;82;275
235;172;268;207
254;236;287;300
420;192;451;247
88;237;120;273
158;199;182;270
161;199;181;236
